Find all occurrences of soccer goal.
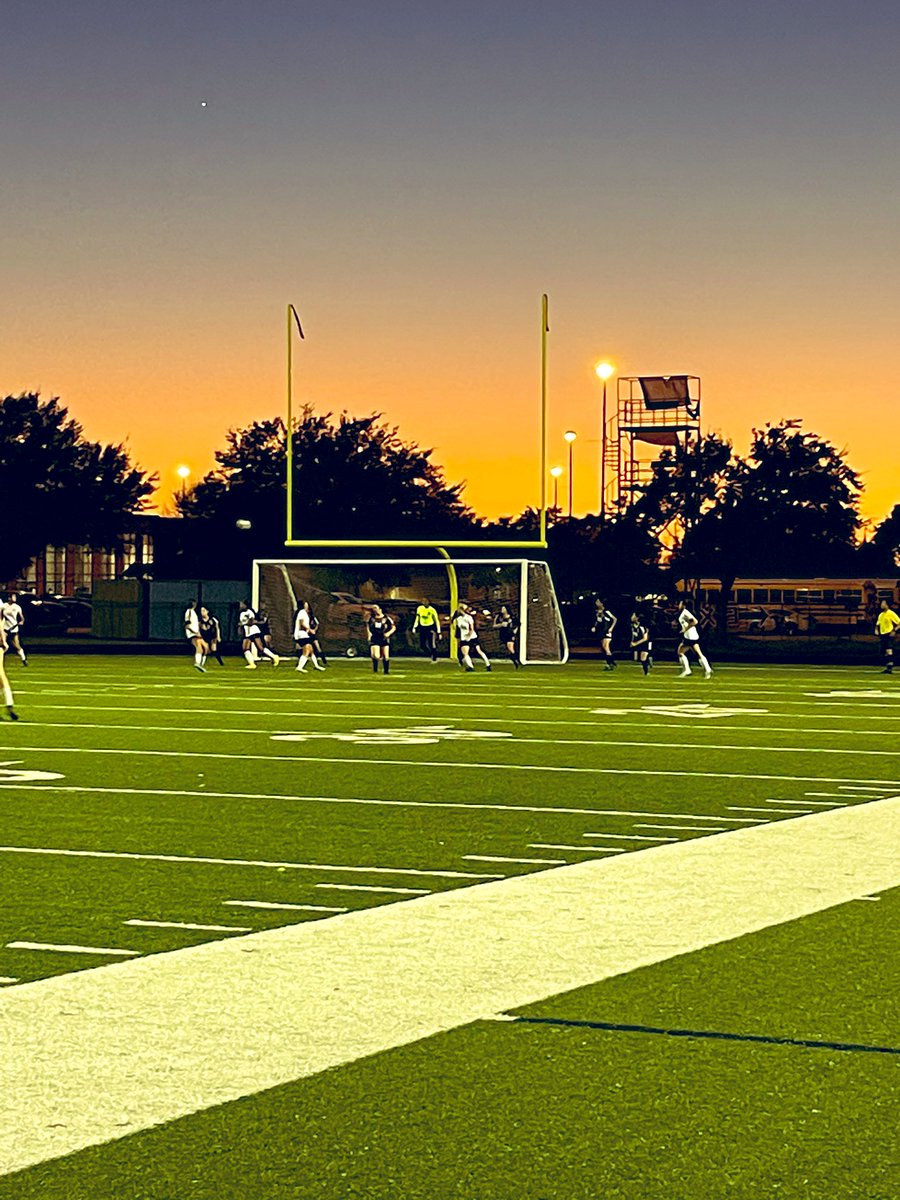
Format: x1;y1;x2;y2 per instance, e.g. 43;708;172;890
252;559;569;664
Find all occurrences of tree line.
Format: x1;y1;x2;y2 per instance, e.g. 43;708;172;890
2;392;898;610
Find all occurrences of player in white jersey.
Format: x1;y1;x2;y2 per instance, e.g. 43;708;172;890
239;602;280;669
0;625;19;719
453;605;491;672
677;599;713;679
184;600;206;672
2;592;27;666
293;600;325;672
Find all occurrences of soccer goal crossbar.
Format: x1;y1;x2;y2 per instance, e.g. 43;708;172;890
253;558;569;664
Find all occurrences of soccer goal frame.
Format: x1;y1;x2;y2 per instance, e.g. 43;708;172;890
252;557;569;665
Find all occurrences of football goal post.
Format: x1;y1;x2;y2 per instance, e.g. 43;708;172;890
253;559;569;664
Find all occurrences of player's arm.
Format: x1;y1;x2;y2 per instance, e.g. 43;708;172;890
385;616;396;639
608;613;617;634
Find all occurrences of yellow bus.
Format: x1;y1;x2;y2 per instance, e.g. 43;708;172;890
691;578;900;636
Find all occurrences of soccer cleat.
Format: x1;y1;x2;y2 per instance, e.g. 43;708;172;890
194;663;206;673
7;707;18;720
296;664;306;672
485;665;492;671
704;670;713;679
314;663;326;671
245;662;257;669
678;669;691;678
272;655;281;667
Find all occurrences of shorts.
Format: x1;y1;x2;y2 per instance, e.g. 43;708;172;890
681;635;702;652
369;635;388;648
243;625;261;640
880;633;895;651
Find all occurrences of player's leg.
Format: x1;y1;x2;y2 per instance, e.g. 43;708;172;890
677;640;692;676
506;636;521;668
191;636;206;671
371;644;380;673
694;643;713;678
602;637;616;670
0;652;17;719
257;636;281;666
382;644;391;674
243;637;257;668
11;633;26;665
474;640;491;671
882;635;894;673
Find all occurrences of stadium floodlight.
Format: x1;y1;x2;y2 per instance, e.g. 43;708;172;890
563;431;577;517
282;296;552;549
549;465;563;509
594;362;616;522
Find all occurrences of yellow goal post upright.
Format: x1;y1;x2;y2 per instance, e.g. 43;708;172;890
272;295;567;661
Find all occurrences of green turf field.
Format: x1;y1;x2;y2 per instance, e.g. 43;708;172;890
1;653;898;1198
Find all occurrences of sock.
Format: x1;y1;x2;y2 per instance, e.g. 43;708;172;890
244;650;255;665
679;654;691;673
642;659;649;675
194;651;203;667
215;652;224;665
372;658;379;672
698;653;712;673
263;648;278;663
2;679;12;706
17;649;26;663
200;655;207;667
383;658;390;674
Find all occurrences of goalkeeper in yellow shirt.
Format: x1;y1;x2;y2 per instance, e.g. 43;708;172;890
413;599;442;662
875;599;900;674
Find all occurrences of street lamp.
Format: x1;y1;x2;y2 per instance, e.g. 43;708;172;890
563;431;577;517
594;362;615;522
176;465;190;508
549;465;563;510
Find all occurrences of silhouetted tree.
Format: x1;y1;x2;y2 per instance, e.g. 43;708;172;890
871;504;900;571
179;408;481;572
0;392;155;581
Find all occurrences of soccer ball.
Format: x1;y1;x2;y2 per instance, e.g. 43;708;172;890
345;646;357;658
235;518;252;530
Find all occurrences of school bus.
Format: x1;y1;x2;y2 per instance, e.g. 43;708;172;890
690;578;900;636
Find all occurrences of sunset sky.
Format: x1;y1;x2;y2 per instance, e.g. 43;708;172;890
2;0;898;530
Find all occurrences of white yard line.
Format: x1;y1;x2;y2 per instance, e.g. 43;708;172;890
463;855;566;865
527;843;628;854
6;747;898;786
636;823;728;833
223;900;347;913
6;941;140;958
582;833;677;842
774;798;845;807
728;806;812;815
0;977;19;985
315;884;430;896
0;846;498;881
124;920;252;933
2;796;899;1177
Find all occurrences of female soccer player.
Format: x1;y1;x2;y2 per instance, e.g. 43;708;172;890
677;598;713;679
1;592;27;666
629;612;653;675
493;604;520;668
0;626;19;719
294;600;325;672
198;606;224;667
412;598;441;661
184;600;206;672
592;600;617;670
239;601;280;669
366;605;395;674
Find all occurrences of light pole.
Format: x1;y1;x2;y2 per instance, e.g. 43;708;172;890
595;362;615;522
563;431;577;517
550;465;563;511
176;465;190;510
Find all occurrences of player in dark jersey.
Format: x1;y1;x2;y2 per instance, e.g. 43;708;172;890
366;606;396;674
629;612;652;675
493;605;521;668
198;606;225;666
592;600;617;670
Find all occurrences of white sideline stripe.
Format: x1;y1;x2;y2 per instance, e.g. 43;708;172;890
6;941;140;958
463;855;566;866
728;806;813;815
124;920;252;933
0;977;19;985
315;884;430;896
0;785;767;823
223;901;347;914
0;846;498;881
637;824;727;833
582;833;677;842
839;784;897;792
3;796;900;1177
528;843;628;854
855;896;881;902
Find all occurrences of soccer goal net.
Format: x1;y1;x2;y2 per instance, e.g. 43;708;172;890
252;559;569;664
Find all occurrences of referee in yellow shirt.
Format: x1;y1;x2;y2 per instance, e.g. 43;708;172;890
875;599;900;674
412;599;441;662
